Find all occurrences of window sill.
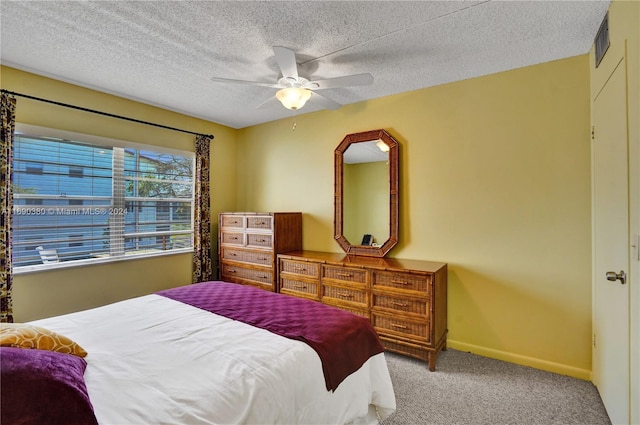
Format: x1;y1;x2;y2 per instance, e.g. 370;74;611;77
13;248;194;275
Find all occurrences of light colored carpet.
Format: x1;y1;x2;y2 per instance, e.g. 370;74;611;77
381;349;611;425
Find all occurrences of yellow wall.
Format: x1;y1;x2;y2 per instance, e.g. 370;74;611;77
1;65;238;321
237;55;593;378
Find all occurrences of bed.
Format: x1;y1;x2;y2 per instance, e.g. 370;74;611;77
1;281;396;424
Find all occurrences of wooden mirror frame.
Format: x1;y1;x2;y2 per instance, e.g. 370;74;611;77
334;129;399;257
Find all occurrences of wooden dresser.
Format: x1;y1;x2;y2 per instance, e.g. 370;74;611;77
218;212;302;292
278;250;448;370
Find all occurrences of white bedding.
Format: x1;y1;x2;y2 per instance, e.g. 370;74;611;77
31;294;396;424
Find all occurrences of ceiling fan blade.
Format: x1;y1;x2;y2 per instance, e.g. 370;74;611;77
308;73;373;90
309;91;342;110
256;96;280;109
273;46;299;81
211;76;279;88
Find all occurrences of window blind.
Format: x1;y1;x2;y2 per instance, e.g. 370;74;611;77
12;133;194;268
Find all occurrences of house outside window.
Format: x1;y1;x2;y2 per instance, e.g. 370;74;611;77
12;126;195;269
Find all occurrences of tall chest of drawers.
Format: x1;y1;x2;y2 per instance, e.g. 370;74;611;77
219;212;301;292
278;251;448;370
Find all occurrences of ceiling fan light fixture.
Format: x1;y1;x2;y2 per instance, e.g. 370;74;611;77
276;87;312;110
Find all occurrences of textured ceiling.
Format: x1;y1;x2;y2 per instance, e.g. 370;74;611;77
1;1;609;129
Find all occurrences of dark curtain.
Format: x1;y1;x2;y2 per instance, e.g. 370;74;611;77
192;134;213;283
1;93;16;322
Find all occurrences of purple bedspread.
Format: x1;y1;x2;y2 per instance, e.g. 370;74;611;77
157;281;384;391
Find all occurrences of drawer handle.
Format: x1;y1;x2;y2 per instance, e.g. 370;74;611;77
256;221;265;225
391;280;410;286
391;302;408;308
258;275;268;279
229;253;237;256
294;266;306;271
229;236;239;240
257;257;268;261
256;238;267;243
227;269;237;273
336;273;353;277
293;284;307;289
338;292;353;298
390;323;408;330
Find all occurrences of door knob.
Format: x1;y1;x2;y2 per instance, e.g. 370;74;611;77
606;270;626;285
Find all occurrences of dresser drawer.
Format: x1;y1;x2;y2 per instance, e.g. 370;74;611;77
221;247;245;262
280;259;319;278
322;284;367;307
221;263;273;285
324;302;369;319
280;277;319;298
220;214;244;228
322;265;367;284
221;231;244;246
244;250;272;266
246;215;273;231
372;293;428;316
246;232;273;249
372;313;429;342
372;271;431;293
222;248;273;266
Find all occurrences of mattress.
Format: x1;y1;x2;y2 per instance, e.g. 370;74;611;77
29;285;396;424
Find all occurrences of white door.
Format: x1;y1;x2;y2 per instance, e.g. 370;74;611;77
592;56;630;425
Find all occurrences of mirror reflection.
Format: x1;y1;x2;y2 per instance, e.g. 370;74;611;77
334;129;399;258
342;141;389;247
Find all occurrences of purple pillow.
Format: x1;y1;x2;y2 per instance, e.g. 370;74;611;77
1;347;98;425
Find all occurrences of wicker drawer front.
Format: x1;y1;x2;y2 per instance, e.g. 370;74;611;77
372;271;430;292
322;265;367;284
322;285;367;307
222;264;272;285
280;278;319;297
246;233;273;249
246;215;273;231
221;248;246;262
373;293;428;316
221;214;244;228
221;231;244;246
379;337;429;362
244;251;272;266
324;302;369;319
372;313;429;342
221;249;272;266
280;260;319;278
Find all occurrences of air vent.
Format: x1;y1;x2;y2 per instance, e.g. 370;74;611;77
595;12;609;68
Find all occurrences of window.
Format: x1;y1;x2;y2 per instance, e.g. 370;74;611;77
26;163;43;175
12;127;195;269
68;234;83;248
68;166;84;178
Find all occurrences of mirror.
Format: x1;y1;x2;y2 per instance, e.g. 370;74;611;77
334;129;399;257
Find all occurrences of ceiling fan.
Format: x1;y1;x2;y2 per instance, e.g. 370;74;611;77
211;46;374;111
